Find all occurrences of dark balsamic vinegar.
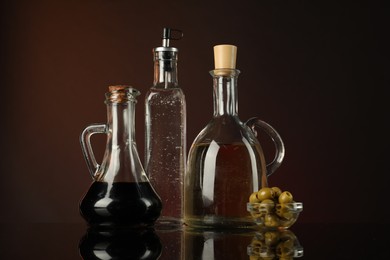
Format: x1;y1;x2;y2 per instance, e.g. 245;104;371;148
80;181;162;228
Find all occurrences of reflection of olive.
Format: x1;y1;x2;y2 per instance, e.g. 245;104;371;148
276;239;294;257
249;230;300;260
251;239;265;249
278;191;293;204
264;231;280;246
259;246;275;260
257;187;274;201
279;230;295;241
283;239;295;248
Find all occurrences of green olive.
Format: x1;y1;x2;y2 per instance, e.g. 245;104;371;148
250;211;263;219
264;213;280;227
261;199;275;206
276;204;295;220
278;191;293;204
282;211;295;220
259;199;275;213
271;186;282;198
257;187;275;201
249;192;260;203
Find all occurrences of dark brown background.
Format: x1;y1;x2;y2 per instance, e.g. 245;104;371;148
0;0;386;224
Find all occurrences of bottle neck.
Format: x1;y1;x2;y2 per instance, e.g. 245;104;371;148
106;101;136;144
211;69;240;116
153;49;179;88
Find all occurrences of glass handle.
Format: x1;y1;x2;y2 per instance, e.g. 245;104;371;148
80;123;107;180
245;117;285;177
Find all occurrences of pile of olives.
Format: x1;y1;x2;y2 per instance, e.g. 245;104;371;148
248;187;301;228
247;230;303;260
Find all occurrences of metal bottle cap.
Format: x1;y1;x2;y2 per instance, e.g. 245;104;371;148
153;27;183;60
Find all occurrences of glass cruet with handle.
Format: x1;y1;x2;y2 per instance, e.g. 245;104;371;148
184;45;285;229
79;85;162;228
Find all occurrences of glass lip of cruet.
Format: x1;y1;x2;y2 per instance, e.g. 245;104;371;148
209;68;241;77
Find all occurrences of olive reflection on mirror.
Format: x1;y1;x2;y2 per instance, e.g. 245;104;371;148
247;229;303;259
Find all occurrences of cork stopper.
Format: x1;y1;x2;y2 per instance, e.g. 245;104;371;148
109;85;127;92
106;85;140;103
213;44;237;69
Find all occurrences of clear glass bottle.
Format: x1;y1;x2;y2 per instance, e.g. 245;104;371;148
184;45;285;229
79;85;162;228
145;28;186;226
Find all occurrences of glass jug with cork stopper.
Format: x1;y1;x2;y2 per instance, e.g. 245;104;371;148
184;45;285;229
79;85;162;228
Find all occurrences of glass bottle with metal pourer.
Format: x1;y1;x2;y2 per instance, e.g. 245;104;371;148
79;85;162;228
184;45;285;229
145;28;186;226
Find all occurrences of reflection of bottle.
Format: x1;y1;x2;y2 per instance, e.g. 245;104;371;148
184;45;284;229
79;86;162;228
184;229;255;260
145;28;186;226
155;228;184;260
79;227;162;260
